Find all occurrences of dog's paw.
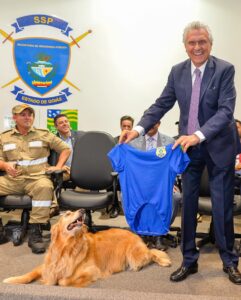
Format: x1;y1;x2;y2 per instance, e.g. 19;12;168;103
160;258;171;267
150;249;171;267
58;278;69;286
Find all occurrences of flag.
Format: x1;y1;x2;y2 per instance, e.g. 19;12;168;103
47;109;78;133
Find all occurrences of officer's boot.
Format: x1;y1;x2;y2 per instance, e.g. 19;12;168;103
0;218;8;244
28;223;46;254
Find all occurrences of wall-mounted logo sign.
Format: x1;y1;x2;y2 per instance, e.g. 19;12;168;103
0;14;92;106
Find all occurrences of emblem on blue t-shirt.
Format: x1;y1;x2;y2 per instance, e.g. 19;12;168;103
156;146;167;158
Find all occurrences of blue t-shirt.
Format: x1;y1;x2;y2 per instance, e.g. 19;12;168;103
108;143;190;236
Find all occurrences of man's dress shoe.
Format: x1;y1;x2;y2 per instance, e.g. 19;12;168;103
170;263;198;282
223;266;241;285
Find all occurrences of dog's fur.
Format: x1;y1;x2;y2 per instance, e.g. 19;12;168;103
3;210;171;287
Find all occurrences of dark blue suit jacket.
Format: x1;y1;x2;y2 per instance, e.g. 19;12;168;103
49;130;85;165
56;130;84;149
138;56;240;167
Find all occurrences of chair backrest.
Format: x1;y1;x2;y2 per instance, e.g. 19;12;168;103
48;149;57;166
70;131;116;190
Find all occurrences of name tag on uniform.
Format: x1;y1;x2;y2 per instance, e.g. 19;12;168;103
3;143;16;151
29;141;43;148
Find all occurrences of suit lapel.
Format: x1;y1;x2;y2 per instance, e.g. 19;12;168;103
183;60;192;105
70;130;75;146
200;57;215;101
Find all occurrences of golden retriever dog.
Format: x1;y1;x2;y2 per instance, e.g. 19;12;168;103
3;209;171;287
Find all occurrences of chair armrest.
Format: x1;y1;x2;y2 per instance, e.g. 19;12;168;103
45;169;65;176
111;171;118;177
111;172;119;185
46;169;65;198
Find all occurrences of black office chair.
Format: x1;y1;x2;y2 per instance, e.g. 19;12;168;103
48;149;76;191
197;167;241;254
57;131;118;232
0;151;59;246
0;194;31;246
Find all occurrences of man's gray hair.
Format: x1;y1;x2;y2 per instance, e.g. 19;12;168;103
183;21;213;45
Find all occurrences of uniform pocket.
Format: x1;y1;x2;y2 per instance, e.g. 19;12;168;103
28;140;49;159
2;143;19;161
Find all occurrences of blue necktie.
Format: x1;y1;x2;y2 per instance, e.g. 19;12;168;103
187;68;202;135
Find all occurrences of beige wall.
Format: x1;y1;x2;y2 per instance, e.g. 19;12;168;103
0;0;241;137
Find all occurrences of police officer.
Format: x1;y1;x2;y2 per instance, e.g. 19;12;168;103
0;104;71;254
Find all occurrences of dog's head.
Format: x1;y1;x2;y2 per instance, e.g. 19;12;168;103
51;209;87;241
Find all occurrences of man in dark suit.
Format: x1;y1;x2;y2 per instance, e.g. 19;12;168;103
119;21;241;284
54;114;83;178
49;114;84;217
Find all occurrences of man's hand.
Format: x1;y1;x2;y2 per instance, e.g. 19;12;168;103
61;165;70;174
45;166;62;172
4;162;22;177
172;134;200;152
119;130;139;144
235;163;241;171
173;185;180;193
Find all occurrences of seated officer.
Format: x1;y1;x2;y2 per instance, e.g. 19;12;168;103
0;104;71;254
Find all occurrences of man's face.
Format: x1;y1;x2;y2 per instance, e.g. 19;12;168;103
184;28;212;67
121;120;133;131
236;122;241;138
55;116;71;135
13;109;34;130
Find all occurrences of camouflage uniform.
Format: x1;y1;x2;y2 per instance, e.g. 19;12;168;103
0;126;69;224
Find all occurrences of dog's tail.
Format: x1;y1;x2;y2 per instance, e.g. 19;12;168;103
3;265;43;284
150;248;171;267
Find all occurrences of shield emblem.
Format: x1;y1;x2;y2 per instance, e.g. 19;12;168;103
14;38;70;95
